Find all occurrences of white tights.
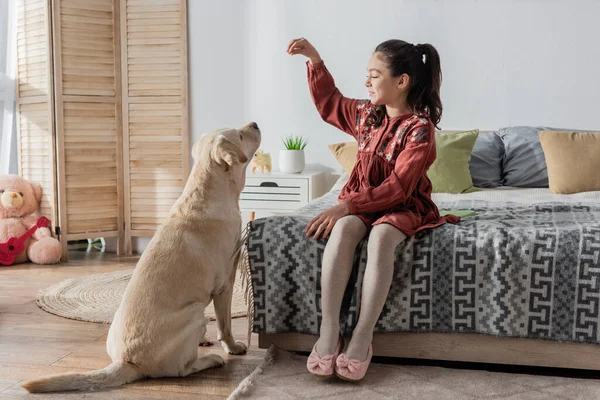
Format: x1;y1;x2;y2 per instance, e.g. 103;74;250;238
316;216;407;361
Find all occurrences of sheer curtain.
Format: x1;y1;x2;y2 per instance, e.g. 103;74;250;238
0;0;16;174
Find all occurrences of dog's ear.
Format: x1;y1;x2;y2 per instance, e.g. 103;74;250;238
191;132;216;162
211;135;248;167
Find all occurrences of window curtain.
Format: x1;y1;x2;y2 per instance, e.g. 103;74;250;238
0;0;16;174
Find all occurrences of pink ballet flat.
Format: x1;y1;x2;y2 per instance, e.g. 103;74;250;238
307;336;342;377
335;343;373;382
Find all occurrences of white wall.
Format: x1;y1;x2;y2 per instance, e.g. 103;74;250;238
240;0;600;172
188;0;248;145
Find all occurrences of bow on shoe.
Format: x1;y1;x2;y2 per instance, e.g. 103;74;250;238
336;354;361;373
308;352;336;372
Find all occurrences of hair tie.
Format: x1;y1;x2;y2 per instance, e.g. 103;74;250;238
414;44;426;64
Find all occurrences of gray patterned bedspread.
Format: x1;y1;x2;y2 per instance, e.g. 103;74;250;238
245;190;600;344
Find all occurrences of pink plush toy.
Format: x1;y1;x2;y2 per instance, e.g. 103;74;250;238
0;175;62;265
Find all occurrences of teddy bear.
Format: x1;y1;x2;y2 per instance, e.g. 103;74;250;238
250;149;272;174
0;174;62;265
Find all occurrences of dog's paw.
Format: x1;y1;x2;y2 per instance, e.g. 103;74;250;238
207;354;226;368
224;341;247;355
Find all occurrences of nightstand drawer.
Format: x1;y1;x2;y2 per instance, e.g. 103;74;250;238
241;177;309;210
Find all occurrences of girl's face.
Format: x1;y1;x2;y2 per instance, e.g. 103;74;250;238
365;52;409;106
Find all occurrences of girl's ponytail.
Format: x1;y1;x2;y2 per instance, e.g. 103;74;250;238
413;44;442;128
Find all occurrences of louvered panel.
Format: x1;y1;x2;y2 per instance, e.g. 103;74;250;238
121;0;188;246
16;0;51;99
127;100;184;231
18;102;56;222
17;0;51;101
61;1;113;13
66;181;117;230
16;0;56;229
58;0;116;96
59;102;119;234
125;0;181;98
51;0;122;250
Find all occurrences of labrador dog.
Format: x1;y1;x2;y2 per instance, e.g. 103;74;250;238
22;122;261;393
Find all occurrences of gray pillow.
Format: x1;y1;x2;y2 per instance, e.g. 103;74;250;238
469;132;504;188
499;126;591;187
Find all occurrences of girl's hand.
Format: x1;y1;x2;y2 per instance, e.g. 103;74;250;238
287;37;322;65
305;202;350;240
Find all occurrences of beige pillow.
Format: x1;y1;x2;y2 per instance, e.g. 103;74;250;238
539;130;600;194
328;141;358;174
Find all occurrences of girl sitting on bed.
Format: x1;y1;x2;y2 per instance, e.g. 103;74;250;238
287;37;460;381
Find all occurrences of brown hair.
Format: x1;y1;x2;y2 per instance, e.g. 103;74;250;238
366;40;443;129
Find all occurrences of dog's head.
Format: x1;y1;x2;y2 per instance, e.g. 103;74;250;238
192;122;261;177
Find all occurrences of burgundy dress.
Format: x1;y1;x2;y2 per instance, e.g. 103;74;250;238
307;61;460;236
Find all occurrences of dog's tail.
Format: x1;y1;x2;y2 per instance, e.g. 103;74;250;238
21;361;143;393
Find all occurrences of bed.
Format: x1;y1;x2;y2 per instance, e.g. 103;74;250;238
243;177;600;370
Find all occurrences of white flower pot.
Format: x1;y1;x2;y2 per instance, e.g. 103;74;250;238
279;150;305;174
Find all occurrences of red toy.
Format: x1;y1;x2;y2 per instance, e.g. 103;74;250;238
0;216;50;266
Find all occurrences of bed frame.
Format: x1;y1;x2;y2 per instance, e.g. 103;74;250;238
258;332;600;370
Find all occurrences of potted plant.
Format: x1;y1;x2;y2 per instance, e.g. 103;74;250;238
279;135;308;174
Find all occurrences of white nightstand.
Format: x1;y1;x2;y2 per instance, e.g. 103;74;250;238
240;166;330;226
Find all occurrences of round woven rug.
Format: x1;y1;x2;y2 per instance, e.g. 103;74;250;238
36;270;248;324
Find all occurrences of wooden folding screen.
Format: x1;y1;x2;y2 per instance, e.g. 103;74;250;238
15;0;189;259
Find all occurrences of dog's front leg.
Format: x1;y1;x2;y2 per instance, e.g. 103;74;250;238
213;285;247;355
